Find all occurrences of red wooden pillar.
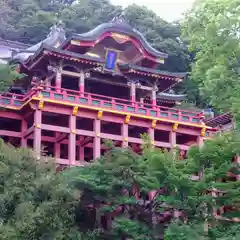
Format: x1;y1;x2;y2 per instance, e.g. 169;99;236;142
79;70;85;95
21;119;27;147
152;88;157;106
45;78;51;91
149;190;157;201
79;147;84;161
54;132;60;159
197;135;204;147
130;82;136;103
93;119;101;159
122;123;128;147
55;67;62;92
148;127;155;144
170;130;176;148
33;109;42;158
69;115;76;165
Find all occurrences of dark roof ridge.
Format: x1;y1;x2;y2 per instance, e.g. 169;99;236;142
119;63;187;78
16;44;105;66
71;21;168;59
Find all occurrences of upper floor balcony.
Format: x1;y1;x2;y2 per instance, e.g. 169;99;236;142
0;85;204;126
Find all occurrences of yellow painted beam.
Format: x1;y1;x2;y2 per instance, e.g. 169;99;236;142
0;96;213;130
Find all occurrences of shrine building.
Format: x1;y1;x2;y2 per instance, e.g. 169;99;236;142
0;19;216;167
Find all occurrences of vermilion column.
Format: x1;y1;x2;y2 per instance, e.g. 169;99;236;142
69;115;76;165
148;126;156;200
79;70;85;95
55;67;62;92
54;132;60;159
21;119;27;147
148;127;157;201
152;89;157;106
93;119;101;159
79;147;84;161
45;78;51;91
34;109;42;158
170;131;176;148
122;123;128;147
130;82;136;103
148;128;155;144
197;136;204;147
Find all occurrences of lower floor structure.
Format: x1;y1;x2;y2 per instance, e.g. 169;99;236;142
0;92;212;166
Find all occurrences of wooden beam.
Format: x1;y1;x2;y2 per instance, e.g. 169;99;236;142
23;125;34;138
62;70;81;78
0;130;21;138
0;112;22;120
56;132;68;143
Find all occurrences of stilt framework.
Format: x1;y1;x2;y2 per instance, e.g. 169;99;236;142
0;18;215;166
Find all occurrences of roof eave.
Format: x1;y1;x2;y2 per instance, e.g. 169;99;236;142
119;63;187;79
22;44;105;68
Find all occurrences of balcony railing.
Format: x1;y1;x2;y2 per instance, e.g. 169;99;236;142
0;85;203;124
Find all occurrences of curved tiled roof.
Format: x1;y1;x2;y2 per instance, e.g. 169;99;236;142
71;20;168;59
15;44;105;68
157;92;186;101
11;19;168;63
204;112;232;127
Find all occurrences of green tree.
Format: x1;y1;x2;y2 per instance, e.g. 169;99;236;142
64;143;159;239
0;0;190;73
163;132;240;239
63;132;240;239
0;139;84;240
0;64;23;92
181;0;240;112
1;132;239;239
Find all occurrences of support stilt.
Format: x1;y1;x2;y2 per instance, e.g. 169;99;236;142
69;115;76;165
93;119;101;159
54;132;61;158
33;109;42;158
21;119;27;147
122;123;128;147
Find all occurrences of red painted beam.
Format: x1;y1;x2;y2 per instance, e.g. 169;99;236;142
23;125;34;138
41;124;70;133
56;133;68;143
0;130;21;138
0;112;22;120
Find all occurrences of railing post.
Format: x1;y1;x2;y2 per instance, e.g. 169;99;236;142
88;94;92;105
157;107;160;118
111;99;115;109
135;102;139;113
55;66;62;93
79;69;85;97
62;90;67;101
10;95;15;106
178;109;182;121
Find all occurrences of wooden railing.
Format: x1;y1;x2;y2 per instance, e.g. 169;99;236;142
0;85;204;124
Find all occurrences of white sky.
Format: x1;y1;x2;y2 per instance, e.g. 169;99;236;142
110;0;195;22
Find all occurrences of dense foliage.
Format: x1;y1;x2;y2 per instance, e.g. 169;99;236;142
1;133;240;239
0;64;23;92
0;0;190;73
182;0;240;112
65;134;240;239
0;140;83;239
1;0;240;239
